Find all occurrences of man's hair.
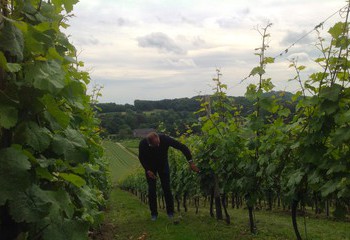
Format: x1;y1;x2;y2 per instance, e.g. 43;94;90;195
146;132;158;144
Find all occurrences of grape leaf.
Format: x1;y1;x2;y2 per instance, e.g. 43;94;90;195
43;218;89;240
9;185;51;223
0;103;18;129
14;121;52;152
0;147;31;205
0;21;24;61
59;173;86;187
24;60;66;94
41;94;70;128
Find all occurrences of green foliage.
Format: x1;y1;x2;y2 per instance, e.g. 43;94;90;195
134;97;200;112
0;0;109;239
0;147;31;205
0;101;18;129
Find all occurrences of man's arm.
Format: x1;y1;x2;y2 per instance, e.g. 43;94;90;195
164;135;192;161
139;140;157;179
164;135;200;172
138;140;150;171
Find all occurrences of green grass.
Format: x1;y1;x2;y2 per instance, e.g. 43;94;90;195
120;139;139;148
102;140;140;184
98;189;350;240
120;139;139;156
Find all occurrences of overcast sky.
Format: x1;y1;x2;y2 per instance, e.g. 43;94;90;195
64;0;347;104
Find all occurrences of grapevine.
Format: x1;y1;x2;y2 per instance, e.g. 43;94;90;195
0;0;109;239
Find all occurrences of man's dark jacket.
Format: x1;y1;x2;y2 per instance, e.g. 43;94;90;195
138;134;192;172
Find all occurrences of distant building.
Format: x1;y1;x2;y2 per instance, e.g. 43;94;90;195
133;128;156;138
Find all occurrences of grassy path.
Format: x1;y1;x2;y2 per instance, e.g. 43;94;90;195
99;188;229;240
95;188;350;240
96;188;260;240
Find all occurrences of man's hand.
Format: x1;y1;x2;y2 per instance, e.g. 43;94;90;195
189;162;200;173
147;170;156;179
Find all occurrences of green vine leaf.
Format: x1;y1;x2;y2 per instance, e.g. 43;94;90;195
0;51;7;69
43;218;89;240
14;121;52;152
328;22;345;39
320;84;342;102
6;63;22;72
249;66;265;76
0;103;18;129
41;94;70;128
0;147;31;205
9;185;52;223
331;126;350;145
63;0;80;13
24;60;66;94
59;173;86;187
0;21;24;61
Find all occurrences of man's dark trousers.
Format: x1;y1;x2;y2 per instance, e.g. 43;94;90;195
146;165;174;216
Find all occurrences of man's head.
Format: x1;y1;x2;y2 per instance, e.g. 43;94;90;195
146;132;160;147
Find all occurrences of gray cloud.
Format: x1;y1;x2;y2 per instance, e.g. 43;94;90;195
97;17;134;27
116;17;132;27
287;52;311;62
163;58;197;68
192;50;257;69
180;16;203;27
74;35;99;46
181;16;196;25
216;8;251;29
137;32;186;54
217;17;239;28
280;30;314;46
192;36;206;47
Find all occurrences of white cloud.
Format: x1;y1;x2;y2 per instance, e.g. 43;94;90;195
64;0;346;104
216;7;251;29
163;58;197;68
137;32;186;55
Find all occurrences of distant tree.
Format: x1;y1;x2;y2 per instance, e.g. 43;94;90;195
97;93;296;138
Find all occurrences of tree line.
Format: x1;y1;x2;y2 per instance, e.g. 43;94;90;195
96;93;295;139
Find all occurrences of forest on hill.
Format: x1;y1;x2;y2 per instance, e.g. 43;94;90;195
96;91;295;139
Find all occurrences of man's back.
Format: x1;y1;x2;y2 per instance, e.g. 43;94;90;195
138;134;192;171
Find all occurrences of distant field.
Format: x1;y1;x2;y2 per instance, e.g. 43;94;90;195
99;109;167;115
120;139;139;156
102;140;140;184
143;109;168;115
